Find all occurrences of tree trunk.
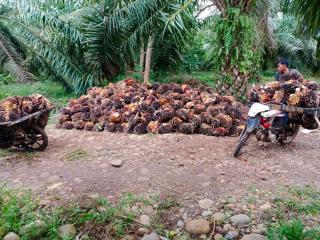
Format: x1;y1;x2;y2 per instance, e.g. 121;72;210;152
216;65;248;99
144;37;154;84
139;44;145;80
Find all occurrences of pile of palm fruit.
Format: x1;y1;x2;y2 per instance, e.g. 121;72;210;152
248;74;319;108
57;79;248;136
0;95;52;124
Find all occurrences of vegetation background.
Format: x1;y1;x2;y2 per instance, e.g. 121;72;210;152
0;0;319;103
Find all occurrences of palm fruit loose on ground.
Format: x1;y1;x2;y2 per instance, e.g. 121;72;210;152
57;79;248;136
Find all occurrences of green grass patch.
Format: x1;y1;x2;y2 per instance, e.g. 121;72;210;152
0;149;14;158
266;186;320;240
64;148;88;161
0;187;180;239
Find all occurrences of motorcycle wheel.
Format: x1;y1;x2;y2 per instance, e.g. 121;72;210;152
23;126;48;152
233;129;251;158
279;124;299;145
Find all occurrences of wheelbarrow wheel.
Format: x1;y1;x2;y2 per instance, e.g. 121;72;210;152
24;126;48;152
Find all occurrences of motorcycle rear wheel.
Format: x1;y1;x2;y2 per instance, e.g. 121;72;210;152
233;130;251;158
279;124;299;145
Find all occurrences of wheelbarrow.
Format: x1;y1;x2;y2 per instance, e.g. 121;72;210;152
0;108;53;152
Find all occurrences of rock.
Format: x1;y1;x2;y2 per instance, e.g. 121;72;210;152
259;203;272;212
122;235;135;240
47;175;61;183
225;231;239;239
257;224;267;234
131;205;139;212
214;233;224;240
88;193;100;199
230;214;251;226
212;212;226;224
199;199;214;209
202;210;212;218
3;232;20;240
58;224;76;239
240;234;267;240
19;220;47;238
223;224;234;232
182;212;188;221
185;219;211;234
140;215;151;226
177;220;185;228
110;159;123;167
141;233;160;240
138;227;150;236
142;205;154;215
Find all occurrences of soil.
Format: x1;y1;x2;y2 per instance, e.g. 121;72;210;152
0;125;319;204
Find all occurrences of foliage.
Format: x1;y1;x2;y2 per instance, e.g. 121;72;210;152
266;186;320;240
273;15;320;73
267;219;320;240
0;186;180;239
282;0;320;58
0;18;33;82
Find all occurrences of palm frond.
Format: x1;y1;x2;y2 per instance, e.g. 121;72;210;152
0;22;33;82
12;21;93;94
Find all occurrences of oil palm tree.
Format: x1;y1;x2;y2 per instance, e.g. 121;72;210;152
0;11;33;82
282;0;320;58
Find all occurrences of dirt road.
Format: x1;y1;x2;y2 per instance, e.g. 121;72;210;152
0;126;319;203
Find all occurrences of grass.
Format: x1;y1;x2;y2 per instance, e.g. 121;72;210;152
0;149;13;158
0;187;180;240
266;186;320;240
64;148;88;161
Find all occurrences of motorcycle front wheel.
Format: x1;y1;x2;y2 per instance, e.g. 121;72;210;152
233;130;251;158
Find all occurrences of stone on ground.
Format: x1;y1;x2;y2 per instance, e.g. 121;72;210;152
214;233;224;240
142;205;154;215
141;232;160;240
230;214;251;226
176;220;185;228
137;227;150;236
212;212;226;224
225;231;239;239
199;199;214;209
110;159;123;167
19;220;48;238
240;234;267;240
185;219;211;234
3;232;20;240
140;215;151;226
58;224;76;238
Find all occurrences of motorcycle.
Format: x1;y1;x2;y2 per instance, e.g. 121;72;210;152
233;102;320;157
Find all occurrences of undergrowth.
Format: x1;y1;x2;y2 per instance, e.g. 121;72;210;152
0;187;175;240
267;186;320;240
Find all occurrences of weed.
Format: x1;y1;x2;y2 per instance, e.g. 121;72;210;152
64;148;88;161
0;149;13;158
0;188;158;239
267;219;320;240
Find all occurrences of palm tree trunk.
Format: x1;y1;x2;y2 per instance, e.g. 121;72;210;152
139;44;145;80
144;37;154;84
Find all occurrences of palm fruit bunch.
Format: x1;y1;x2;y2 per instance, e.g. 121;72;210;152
248;77;320;108
0;95;52;124
57;78;248;136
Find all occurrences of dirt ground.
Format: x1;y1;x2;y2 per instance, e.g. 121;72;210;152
0;125;319;203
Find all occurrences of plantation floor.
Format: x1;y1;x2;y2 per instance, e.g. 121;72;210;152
0;125;320;205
